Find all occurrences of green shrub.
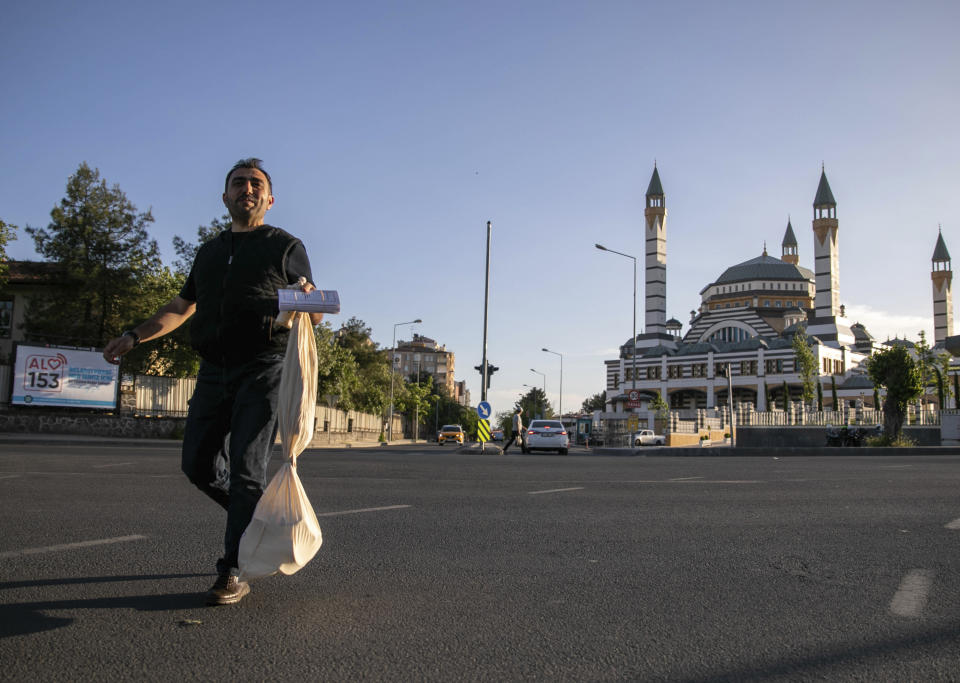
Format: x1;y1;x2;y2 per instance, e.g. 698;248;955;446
865;434;915;448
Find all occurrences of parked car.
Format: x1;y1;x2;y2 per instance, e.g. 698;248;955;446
525;419;569;455
491;428;504;442
633;429;665;447
438;424;465;445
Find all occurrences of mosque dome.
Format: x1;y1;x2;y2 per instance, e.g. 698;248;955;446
714;253;813;285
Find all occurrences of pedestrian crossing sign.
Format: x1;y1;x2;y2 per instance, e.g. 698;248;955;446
477;419;491;443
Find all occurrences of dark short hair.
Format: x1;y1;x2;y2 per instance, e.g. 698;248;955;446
225;158;273;194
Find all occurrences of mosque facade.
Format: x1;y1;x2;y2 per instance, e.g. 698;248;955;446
602;167;952;412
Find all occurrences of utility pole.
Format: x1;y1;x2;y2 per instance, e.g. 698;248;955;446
481;221;493;453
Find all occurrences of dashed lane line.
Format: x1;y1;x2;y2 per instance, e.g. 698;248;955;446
669;476;705;481
315;504;412;517
0;534;148;560
945;518;960;530
889;569;934;618
92;462;134;469
528;487;585;495
0;474;21;480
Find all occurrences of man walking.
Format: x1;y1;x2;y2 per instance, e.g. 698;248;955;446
104;158;321;606
502;407;524;454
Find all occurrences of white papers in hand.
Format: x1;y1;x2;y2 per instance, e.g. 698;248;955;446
278;289;340;314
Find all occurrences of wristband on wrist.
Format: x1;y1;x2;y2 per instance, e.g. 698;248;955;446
122;330;141;347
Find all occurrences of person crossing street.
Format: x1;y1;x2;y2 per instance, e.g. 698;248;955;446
502;407;525;454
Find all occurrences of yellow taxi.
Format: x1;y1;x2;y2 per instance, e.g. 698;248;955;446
438;424;465;445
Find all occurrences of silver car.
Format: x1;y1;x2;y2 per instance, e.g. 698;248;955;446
525;419;569;455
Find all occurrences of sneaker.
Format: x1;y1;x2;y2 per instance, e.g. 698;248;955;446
205;572;250;606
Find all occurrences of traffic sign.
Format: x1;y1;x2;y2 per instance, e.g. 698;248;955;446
477;401;492;419
627;389;642;409
477;419;491;443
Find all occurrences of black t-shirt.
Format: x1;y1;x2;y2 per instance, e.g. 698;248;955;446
179;231;314;302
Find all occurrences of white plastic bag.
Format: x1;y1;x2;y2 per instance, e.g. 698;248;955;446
238;311;322;579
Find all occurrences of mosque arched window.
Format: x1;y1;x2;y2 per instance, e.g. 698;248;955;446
706;326;751;344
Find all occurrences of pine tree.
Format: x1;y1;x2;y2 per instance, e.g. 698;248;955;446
24;163;176;355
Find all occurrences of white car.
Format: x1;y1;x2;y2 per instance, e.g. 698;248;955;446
633;429;666;447
525;420;569;455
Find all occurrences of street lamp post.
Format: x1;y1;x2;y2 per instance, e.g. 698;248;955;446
388;318;421;441
414;359;421;442
595;244;637;393
530;368;546;418
542;347;563;419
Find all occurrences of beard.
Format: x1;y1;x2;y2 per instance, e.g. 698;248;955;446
227;195;268;227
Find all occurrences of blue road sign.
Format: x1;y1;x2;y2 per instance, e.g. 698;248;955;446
477;401;492;419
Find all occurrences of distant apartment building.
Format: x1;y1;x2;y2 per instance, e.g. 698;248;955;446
453;379;471;407
392;333;457;397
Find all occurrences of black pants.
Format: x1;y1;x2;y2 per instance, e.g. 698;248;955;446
181;354;283;575
503;429;524;452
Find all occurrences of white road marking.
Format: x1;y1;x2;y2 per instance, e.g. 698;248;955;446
889;569;934;618
528;487;585;495
669;476;705;481
0;534;148;560
315;504;411;517
0;474;21;480
92;462;134;469
619;480;762;485
945;518;960;530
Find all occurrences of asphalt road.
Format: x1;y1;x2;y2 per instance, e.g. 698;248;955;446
1;442;959;682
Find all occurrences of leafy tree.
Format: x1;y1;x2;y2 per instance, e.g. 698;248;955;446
395;372;434;438
954;373;960;411
650;391;669;420
515;387;553;420
0;218;16;286
580;392;606;413
791;325;818;406
867;345;923;441
315;321;361;411
121;268;201;376
495;409;514;434
24;163;177;356
816;379;823;411
311;316;397;418
915;331;936;407
830;376;839;409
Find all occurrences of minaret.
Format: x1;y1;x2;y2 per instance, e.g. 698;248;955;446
781;218;798;265
932;228;953;345
812;167;840;318
644;164;667;336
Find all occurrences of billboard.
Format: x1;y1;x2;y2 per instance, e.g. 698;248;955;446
11;344;118;409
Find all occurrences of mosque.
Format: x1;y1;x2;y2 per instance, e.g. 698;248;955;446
602;166;952;412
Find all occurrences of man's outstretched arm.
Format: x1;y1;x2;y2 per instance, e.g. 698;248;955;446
102;295;197;364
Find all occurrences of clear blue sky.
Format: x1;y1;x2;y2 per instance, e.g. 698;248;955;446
3;1;958;415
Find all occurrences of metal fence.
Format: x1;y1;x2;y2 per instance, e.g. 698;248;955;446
134;374;195;417
591;403;942;447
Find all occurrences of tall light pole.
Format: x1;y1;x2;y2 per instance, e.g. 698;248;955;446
530;368;546;418
413;358;421;442
595;244;637;393
388;318;421;441
542;347;563;418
